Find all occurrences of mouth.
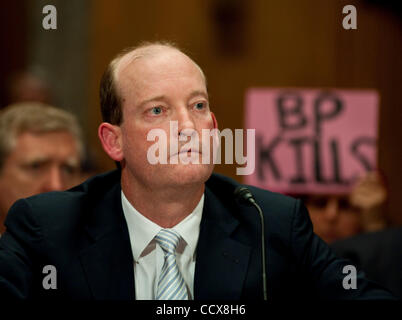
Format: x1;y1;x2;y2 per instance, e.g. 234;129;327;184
172;147;201;157
179;148;200;154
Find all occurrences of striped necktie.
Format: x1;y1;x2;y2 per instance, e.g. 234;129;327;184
155;229;189;300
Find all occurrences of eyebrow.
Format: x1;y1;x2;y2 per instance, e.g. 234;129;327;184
138;90;209;108
188;90;209;101
21;157;80;167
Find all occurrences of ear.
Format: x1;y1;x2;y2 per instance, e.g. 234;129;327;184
211;112;218;129
98;122;124;161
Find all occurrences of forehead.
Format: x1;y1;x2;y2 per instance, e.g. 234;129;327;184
115;47;206;97
12;131;79;158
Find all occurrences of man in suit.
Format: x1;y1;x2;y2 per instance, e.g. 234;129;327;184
0;41;395;300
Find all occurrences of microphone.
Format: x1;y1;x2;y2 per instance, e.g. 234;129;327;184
234;186;268;301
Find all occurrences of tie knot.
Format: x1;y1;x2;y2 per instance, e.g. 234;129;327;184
155;229;181;254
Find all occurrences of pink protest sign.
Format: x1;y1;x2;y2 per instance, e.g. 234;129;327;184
244;88;379;194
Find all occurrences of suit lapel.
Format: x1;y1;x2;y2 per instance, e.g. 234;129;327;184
194;187;251;300
79;181;135;300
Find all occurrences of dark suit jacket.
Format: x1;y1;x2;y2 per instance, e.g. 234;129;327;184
0;170;395;300
331;227;402;299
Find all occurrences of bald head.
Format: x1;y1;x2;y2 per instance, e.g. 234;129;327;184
100;42;206;125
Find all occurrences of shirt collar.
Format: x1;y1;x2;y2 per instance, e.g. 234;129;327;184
121;191;204;262
173;193;204;257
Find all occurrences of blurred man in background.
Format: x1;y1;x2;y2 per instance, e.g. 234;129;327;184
0;102;83;234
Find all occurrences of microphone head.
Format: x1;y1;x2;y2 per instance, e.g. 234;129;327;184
234;186;255;205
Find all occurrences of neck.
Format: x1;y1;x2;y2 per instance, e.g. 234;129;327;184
121;173;205;228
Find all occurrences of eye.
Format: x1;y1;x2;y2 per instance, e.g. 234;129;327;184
307;196;328;209
61;164;78;176
194;102;205;110
20;161;47;175
26;162;44;172
30;162;41;170
150;106;163;115
338;197;351;210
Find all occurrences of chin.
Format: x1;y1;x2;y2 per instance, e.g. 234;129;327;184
168;163;214;186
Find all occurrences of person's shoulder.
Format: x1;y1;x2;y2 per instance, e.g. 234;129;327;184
332;226;402;253
28;169;120;206
208;172;297;201
206;173;306;246
6;170;121;225
330;227;402;268
206;172;299;216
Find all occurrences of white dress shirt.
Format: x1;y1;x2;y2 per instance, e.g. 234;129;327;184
121;191;204;300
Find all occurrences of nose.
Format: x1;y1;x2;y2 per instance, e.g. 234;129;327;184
41;167;64;192
176;107;196;139
324;198;339;222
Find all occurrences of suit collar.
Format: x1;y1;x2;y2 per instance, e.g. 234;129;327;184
194;185;252;300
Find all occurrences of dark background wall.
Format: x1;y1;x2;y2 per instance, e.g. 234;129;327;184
0;1;28;107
